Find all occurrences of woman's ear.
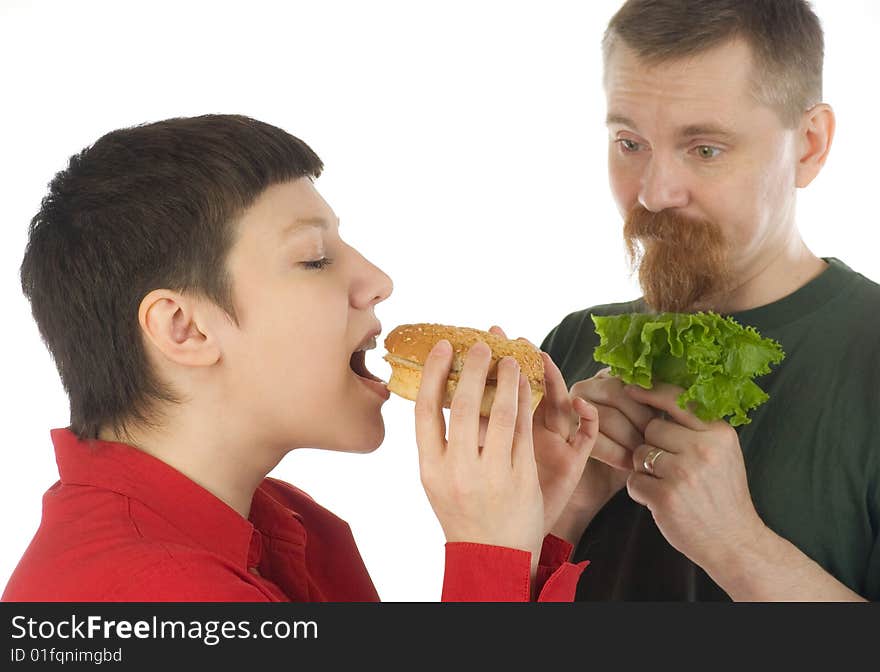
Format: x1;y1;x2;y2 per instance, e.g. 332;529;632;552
796;103;836;188
138;290;222;367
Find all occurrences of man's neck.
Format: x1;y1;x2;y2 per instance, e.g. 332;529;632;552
99;413;281;520
709;235;827;315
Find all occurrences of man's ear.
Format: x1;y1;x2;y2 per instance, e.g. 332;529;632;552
796;103;835;188
138;290;222;367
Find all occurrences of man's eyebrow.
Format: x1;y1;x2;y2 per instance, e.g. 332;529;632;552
606;114;739;142
606;113;639;131
678;124;739;141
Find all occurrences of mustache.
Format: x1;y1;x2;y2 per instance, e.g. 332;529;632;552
623;205;731;312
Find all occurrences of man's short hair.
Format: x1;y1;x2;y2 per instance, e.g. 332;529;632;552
603;0;824;128
20;114;323;440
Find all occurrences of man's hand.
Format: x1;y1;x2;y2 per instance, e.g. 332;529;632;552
624;382;768;572
554;368;657;543
486;327;599;538
415;338;545;565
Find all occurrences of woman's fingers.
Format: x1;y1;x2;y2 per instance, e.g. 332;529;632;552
510;372;536;470
420;335;545;555
447;341;492;458
482;356;520;463
414;339;453;460
540;351;571;439
571;396;600;450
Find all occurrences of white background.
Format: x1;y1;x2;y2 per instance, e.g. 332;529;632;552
1;0;877;601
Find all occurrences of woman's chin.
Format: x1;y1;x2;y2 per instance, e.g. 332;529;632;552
330;418;385;454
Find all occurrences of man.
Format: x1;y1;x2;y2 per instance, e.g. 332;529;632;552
544;0;880;600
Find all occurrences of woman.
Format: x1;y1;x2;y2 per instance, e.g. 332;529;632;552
2;114;597;602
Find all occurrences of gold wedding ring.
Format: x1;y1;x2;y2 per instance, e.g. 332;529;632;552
643;447;666;476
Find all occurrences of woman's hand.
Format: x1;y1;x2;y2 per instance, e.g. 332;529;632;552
486;327;600;538
415;339;545;563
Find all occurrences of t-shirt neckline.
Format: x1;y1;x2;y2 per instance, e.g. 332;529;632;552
727;257;857;332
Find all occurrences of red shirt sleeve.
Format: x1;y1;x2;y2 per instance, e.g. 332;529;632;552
441;534;589;602
534;534;591;602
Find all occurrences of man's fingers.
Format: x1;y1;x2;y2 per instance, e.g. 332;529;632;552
643;416;692;454
624;382;707;432
590;432;634;471
571;376;657;434
414;340;453;459
626;471;664;508
632;443;673;478
593;403;648;453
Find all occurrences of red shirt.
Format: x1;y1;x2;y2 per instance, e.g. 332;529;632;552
2;429;588;602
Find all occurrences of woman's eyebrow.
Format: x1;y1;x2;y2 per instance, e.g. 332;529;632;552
282;217;328;235
279;216;343;239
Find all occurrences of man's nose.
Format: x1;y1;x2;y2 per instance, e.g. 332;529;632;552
638;152;690;212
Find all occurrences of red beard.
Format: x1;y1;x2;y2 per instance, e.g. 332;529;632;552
623;205;732;313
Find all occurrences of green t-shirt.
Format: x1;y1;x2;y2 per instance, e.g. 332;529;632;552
541;258;880;600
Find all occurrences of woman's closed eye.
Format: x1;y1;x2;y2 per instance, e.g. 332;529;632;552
301;257;334;270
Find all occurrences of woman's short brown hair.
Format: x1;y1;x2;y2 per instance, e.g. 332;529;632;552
21;115;323;440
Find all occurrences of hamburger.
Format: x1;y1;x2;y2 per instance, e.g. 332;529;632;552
383;323;545;417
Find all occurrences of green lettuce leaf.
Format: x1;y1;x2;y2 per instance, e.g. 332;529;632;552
592;312;784;426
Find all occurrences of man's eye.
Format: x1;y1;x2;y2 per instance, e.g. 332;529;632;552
616;138;643;152
695;145;722;159
301;257;334;270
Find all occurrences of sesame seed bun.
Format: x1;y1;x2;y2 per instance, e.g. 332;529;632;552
383;323;545;417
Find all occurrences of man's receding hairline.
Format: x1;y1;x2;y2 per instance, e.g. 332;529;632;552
604;31;757;74
603;31;799;128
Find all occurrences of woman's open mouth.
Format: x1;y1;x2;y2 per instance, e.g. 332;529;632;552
350;340;390;400
350;349;384;383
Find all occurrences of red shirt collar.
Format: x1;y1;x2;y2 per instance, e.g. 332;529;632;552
50;428;303;570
